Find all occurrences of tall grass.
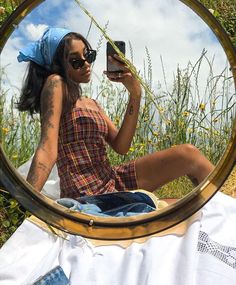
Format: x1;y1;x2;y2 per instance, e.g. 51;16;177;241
0;95;40;168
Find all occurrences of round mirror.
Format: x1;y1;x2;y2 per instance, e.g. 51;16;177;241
0;0;235;239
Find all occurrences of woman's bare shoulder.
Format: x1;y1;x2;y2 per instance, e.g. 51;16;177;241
40;74;65;112
45;74;64;86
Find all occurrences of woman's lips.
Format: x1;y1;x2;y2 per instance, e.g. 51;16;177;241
81;69;90;76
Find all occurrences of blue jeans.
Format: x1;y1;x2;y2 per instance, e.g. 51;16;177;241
57;191;156;217
33;266;70;285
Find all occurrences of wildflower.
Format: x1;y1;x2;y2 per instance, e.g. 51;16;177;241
159;107;165;114
12;155;18;159
182;111;189;117
199;103;206;111
114;117;120;125
213;131;220;136
129;147;135;152
2;127;9;134
153;131;159;137
0;7;5;14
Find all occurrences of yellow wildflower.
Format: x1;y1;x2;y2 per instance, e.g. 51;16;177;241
182;111;189;117
2;127;9;134
0;7;5;14
159;107;165;114
199;103;206;111
114;117;120;125
213;131;219;136
153;131;159;137
12;155;18;159
129;147;135;152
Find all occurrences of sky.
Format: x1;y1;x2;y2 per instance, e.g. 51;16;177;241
0;0;233;104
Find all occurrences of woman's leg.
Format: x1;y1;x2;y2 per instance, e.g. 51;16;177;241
135;144;214;192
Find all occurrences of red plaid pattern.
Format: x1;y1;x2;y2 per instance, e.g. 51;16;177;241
57;106;138;198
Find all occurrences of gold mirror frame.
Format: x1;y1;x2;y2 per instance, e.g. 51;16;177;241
0;0;235;240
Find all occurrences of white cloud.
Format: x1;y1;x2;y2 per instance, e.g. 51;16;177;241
25;23;48;41
1;36;27;96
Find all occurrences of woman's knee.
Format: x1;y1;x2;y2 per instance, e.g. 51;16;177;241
174;143;201;163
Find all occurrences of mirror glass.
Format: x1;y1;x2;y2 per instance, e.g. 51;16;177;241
0;0;235;209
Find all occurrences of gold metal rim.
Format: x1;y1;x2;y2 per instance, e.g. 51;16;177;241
0;0;235;240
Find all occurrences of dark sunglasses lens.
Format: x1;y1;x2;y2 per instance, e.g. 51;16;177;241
71;59;84;69
70;50;96;69
86;50;96;64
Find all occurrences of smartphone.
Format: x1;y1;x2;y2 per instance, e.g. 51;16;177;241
106;41;126;73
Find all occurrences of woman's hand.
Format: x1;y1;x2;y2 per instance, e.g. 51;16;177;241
104;55;141;98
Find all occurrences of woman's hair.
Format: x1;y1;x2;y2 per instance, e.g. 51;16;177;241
17;32;92;115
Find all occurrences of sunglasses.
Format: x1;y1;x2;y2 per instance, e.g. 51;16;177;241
69;49;97;69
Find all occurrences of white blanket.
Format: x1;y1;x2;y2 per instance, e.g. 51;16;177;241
0;192;235;285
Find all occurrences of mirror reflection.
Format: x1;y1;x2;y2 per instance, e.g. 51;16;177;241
0;0;235;218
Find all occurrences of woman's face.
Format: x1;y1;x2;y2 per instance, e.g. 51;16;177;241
66;39;92;83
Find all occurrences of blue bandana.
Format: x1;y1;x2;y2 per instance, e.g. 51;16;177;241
17;27;72;69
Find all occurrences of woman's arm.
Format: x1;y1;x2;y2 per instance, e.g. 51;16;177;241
103;55;142;155
27;75;64;192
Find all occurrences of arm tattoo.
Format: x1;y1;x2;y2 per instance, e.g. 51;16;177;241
27;79;60;189
27;160;51;188
129;104;134;115
27;158;39;187
129;98;136;115
39;79;60;149
37;162;51;174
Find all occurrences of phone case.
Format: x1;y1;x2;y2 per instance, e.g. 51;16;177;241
106;41;126;73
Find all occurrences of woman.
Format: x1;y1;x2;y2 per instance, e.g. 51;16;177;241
17;27;214;199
